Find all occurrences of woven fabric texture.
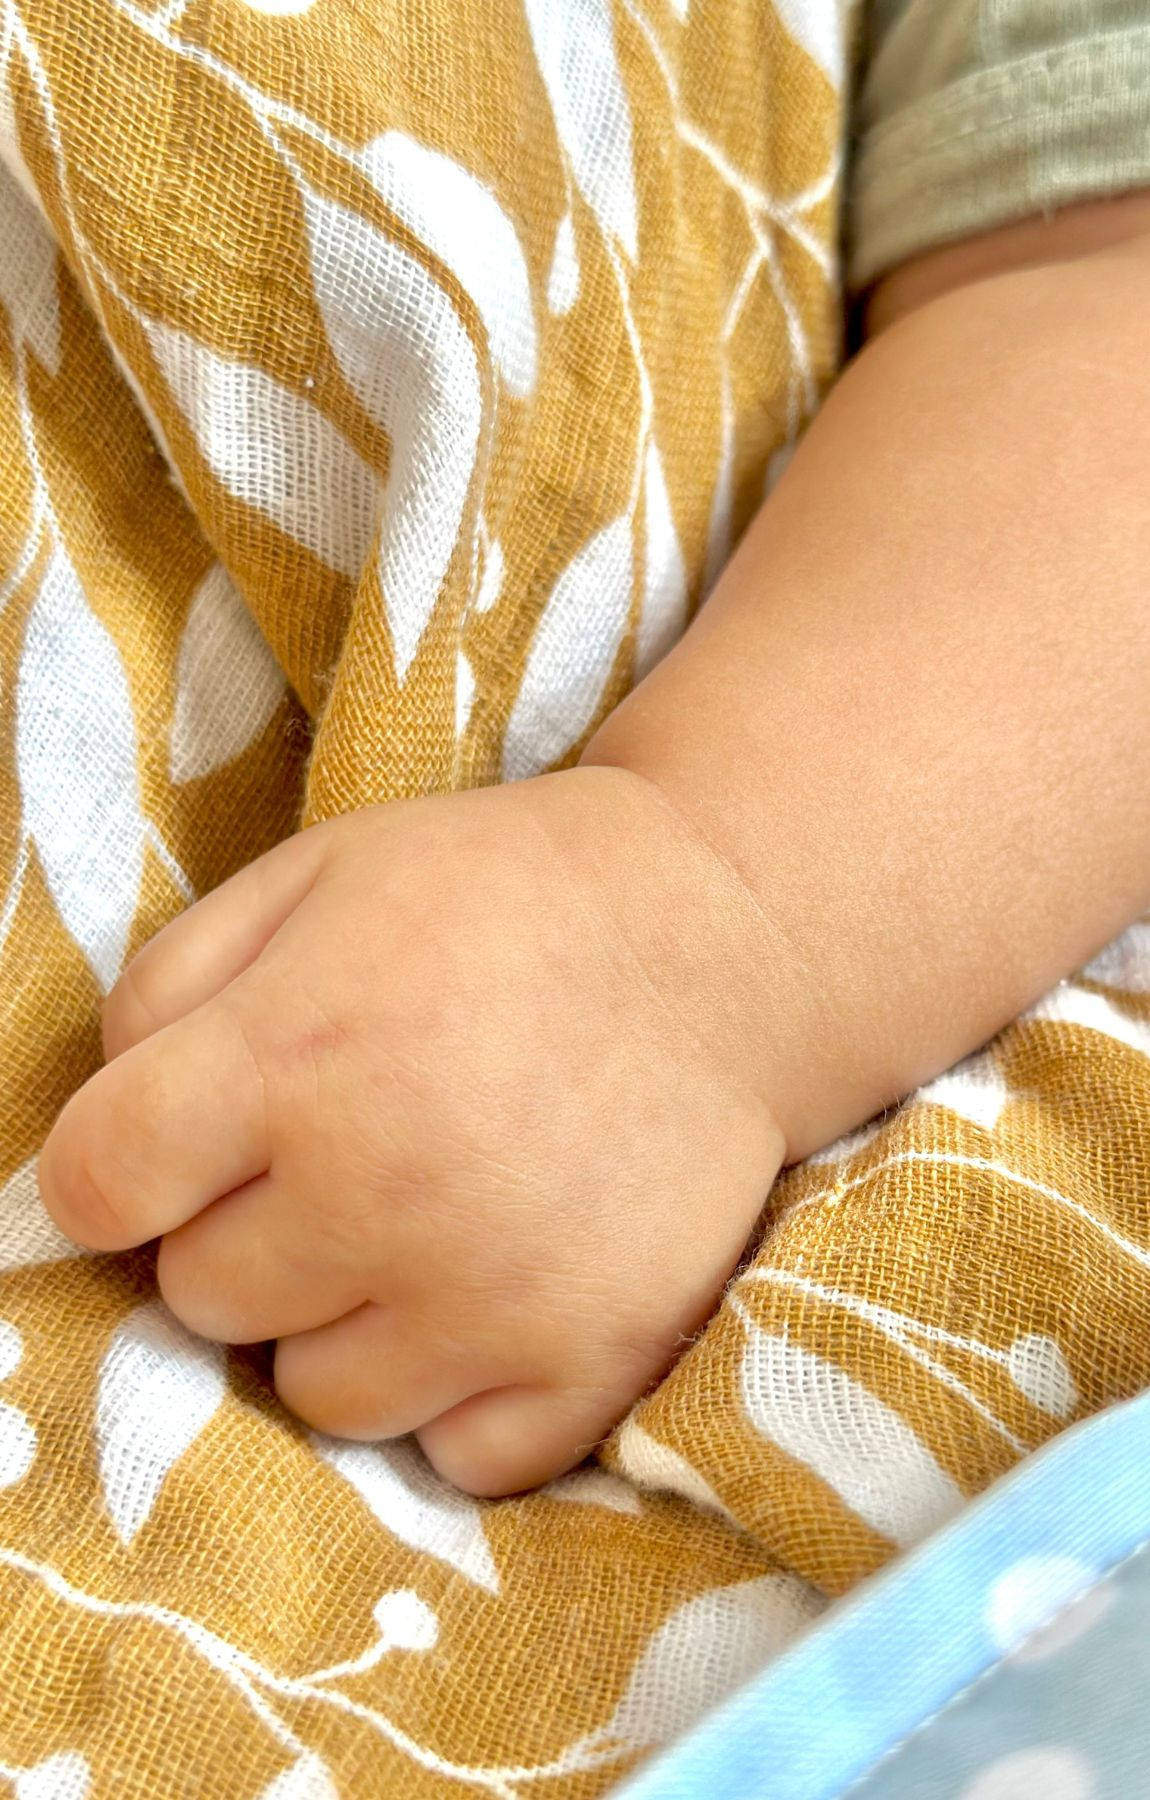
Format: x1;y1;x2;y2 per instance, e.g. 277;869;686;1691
0;1;1148;1795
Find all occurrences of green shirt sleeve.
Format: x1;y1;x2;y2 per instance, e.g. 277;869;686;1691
848;0;1150;290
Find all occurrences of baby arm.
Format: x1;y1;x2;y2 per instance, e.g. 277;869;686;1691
36;195;1150;1499
588;191;1150;1163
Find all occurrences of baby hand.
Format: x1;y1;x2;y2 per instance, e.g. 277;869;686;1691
38;767;783;1494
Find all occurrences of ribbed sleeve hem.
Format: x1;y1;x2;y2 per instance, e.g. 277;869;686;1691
848;25;1150;291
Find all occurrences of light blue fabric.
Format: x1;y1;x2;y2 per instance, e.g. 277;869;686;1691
614;1385;1150;1800
854;1536;1150;1797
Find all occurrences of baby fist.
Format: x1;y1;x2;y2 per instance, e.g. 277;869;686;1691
39;769;783;1494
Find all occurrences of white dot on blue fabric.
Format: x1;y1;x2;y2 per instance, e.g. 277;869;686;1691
960;1746;1096;1800
985;1557;1096;1656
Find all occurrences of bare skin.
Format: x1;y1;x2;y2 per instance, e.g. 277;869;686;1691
38;192;1150;1496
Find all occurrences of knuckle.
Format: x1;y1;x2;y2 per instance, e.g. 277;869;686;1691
153;1237;191;1318
101;956;165;1060
220;1002;273;1139
274;1347;396;1441
270;1357;326;1434
155;1235;234;1342
415;1413;517;1498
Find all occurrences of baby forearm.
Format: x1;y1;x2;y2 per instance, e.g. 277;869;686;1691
585;208;1150;1162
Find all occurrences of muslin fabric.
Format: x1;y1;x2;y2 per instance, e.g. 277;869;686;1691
0;0;1148;1795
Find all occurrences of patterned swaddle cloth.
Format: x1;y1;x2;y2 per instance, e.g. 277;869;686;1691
0;0;1148;1792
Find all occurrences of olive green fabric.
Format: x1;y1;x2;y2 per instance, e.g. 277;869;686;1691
850;0;1150;287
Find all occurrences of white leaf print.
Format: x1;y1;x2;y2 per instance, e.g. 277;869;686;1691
474;535;505;613
502;514;633;781
260;1754;338;1800
142;316;379;580
1006;1334;1077;1419
668;0;689;18
169;564;286;782
372;1587;438;1652
96;1301;227;1545
356;134;536;397
0;162;59;372
309;1589;438;1683
1025;982;1150;1059
0;26;39;210
454;648;476;740
312;1435;499;1593
300;181;482;681
740;1321;964;1546
0;1399;36;1486
13;1753;91;1800
0;1160;91;1271
703;367;734;592
0;1318;35;1489
914;1051;1007;1134
606;1575;822;1746
613;1417;732;1521
635;440;687;679
0;1320;21;1380
807;1119;884;1165
546;212;580;315
16;539;147;992
541;1467;642;1514
772;0;849;88
524;0;639;259
1082;921;1150;991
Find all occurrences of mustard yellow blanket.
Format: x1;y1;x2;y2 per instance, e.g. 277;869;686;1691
1;0;1148;1793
